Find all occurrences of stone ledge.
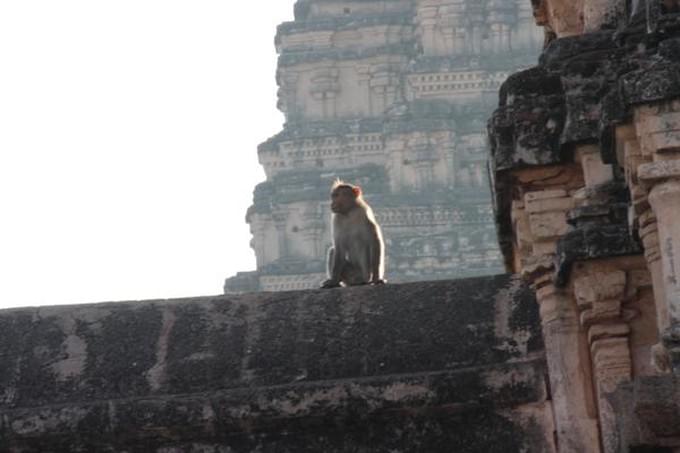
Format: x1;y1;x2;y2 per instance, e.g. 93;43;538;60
0;276;553;452
2;360;547;448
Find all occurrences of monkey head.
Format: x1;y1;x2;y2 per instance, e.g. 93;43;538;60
330;181;362;215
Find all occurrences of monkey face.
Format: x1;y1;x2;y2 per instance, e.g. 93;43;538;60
330;187;357;214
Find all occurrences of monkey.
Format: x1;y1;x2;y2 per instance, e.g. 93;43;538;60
321;180;386;288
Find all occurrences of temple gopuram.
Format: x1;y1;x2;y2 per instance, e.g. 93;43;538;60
224;0;542;292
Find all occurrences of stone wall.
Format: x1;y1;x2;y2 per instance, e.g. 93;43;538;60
224;0;544;293
488;0;680;451
0;276;555;452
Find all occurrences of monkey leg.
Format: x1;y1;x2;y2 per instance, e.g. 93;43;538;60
341;264;369;286
342;246;371;286
322;246;370;288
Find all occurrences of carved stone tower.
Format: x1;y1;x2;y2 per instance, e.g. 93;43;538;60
225;0;542;292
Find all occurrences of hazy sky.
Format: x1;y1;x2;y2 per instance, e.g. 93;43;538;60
0;1;296;308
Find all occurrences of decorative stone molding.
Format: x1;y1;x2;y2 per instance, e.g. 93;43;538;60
533;282;601;453
572;267;632;453
489;158;599;452
632;100;680;373
488;0;680;450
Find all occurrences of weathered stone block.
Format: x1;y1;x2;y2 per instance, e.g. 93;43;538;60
525;196;575;214
0;276;554;452
529;211;569;239
638;160;680;182
573;271;627;306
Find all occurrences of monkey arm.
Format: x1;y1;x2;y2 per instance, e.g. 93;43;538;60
321;245;344;288
330;244;346;281
368;224;385;284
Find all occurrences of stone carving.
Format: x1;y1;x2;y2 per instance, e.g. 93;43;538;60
225;0;543;293
488;0;680;451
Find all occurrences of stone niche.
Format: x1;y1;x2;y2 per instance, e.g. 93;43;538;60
488;0;680;451
0;276;555;452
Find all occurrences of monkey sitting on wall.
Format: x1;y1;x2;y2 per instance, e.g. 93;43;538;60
321;180;386;288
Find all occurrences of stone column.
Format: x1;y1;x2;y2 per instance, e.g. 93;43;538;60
250;221;267;268
573;269;632;453
620;125;671;372
310;68;340;119
369;68;399;116
634;100;680;373
465;1;485;55
645;178;680;371
277;71;300;118
487;0;514;54
443;0;466;55
416;4;438;56
302;207;326;259
272;210;289;260
511;182;601;453
535;281;601;453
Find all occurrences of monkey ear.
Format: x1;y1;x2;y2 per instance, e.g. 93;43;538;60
352;186;362;197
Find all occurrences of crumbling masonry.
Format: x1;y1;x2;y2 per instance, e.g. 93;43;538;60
488;0;680;451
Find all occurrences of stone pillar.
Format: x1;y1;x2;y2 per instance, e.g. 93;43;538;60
510;178;601;453
620;125;671;372
302;207;326;259
272;210;289;260
466;2;485;55
454;27;466;55
573;268;632;453
535;282;601;453
250;221;267;268
277;71;300;118
634;100;680;373
443;0;466;55
370;68;399;116
645;179;680;371
416;5;438;56
310;68;340;119
487;0;514;54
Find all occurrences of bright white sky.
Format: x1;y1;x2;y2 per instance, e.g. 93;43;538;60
0;1;296;308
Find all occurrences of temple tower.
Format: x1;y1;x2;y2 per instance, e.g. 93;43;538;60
225;0;542;292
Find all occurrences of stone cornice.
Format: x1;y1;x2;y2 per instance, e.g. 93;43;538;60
258;118;385;151
277;11;412;38
277;42;415;67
